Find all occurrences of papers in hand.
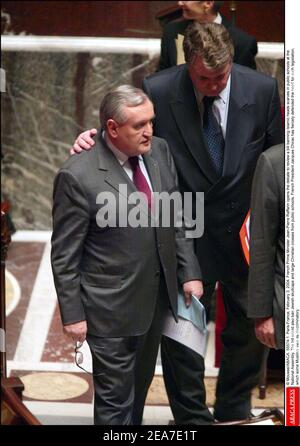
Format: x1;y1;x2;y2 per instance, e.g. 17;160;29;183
162;292;207;357
178;293;206;332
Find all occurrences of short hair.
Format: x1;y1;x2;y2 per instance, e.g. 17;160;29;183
183;22;234;69
100;85;149;130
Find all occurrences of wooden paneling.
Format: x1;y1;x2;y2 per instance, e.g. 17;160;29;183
1;1;173;37
1;1;284;41
155;1;284;42
221;1;284;42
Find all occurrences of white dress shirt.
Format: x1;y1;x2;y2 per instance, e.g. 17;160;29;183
103;131;153;191
194;74;231;139
214;13;222;24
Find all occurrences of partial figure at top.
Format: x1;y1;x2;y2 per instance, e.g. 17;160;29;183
158;1;258;71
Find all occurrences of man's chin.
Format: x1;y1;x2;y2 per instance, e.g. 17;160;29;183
141;141;151;150
205;91;221;97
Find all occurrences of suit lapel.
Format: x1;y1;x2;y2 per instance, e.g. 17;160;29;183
143;149;162;221
95;135;157;218
143;149;162;193
96;134;136;201
222;65;253;178
170;67;219;185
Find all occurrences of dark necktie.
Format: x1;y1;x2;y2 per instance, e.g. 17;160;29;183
128;156;153;209
202;96;225;176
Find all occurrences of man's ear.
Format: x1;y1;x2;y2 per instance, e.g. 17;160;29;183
205;1;214;13
106;119;118;139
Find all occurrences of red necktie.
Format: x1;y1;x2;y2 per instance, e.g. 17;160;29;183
128;156;153;209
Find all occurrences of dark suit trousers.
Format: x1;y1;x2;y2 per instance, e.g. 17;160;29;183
161;276;267;424
87;278;169;425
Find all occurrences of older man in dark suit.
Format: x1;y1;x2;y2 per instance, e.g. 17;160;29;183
159;1;257;70
248;144;284;350
70;23;283;423
51;85;203;425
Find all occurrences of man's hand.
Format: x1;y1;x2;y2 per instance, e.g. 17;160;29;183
63;320;87;343
254;317;276;349
182;280;204;307
70;128;98;155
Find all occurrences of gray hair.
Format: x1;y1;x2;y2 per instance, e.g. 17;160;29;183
100;85;149;129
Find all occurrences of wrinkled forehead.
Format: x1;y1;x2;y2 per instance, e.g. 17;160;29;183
121;99;155;123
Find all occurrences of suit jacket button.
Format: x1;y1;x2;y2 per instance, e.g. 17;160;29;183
155;270;160;277
230;201;236;209
227;226;232;233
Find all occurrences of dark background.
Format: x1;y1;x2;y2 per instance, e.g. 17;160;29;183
2;1;284;42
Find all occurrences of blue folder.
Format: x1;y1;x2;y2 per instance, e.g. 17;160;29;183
177;292;207;332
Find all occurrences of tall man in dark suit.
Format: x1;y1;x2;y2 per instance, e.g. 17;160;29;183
248;144;284;350
159;1;257;70
143;22;283;423
70;23;283;423
51;85;203;425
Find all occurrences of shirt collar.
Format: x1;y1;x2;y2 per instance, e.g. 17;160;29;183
103;131;128;166
218;74;231;104
103;131;143;166
214;13;222;24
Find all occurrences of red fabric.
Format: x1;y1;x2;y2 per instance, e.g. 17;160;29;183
215;283;226;367
214;283;226;368
129;156;153;209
